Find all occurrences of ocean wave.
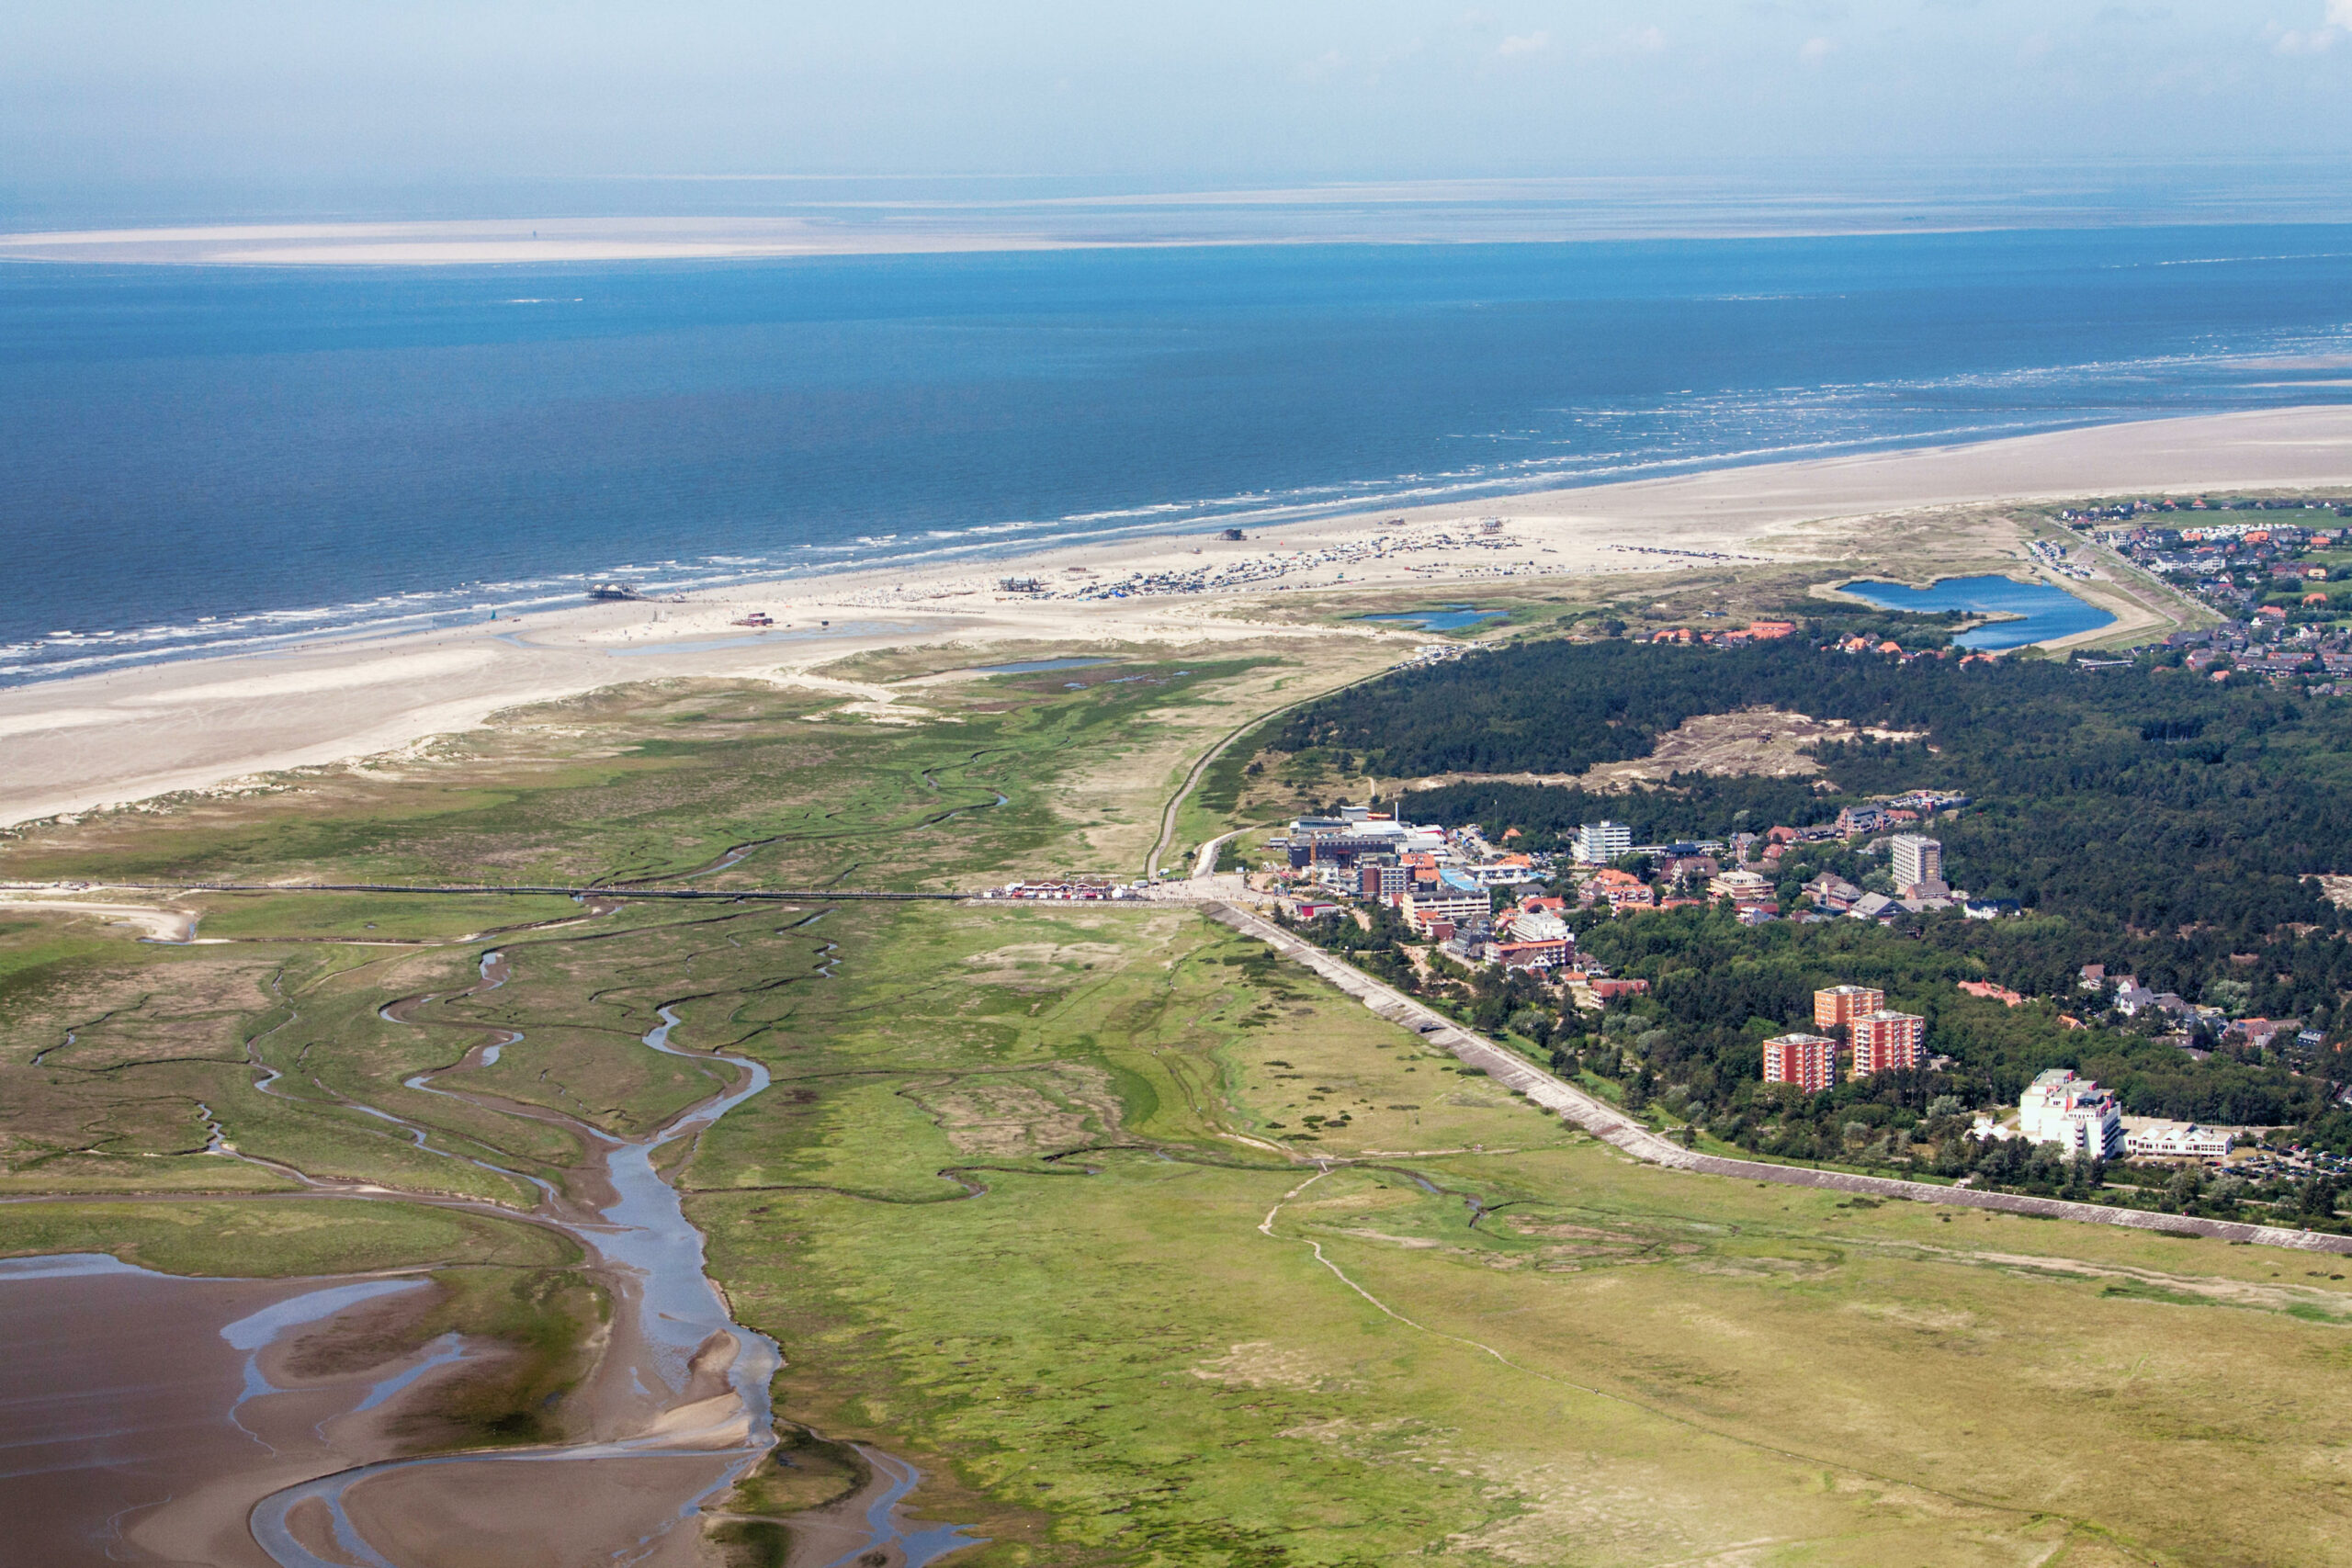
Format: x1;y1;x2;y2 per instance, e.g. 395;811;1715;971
6;310;2349;690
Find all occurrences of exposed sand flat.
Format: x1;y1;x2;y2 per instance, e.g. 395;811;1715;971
0;895;198;942
3;405;2348;831
7;176;2337;265
0;216;1084;266
340;1453;747;1568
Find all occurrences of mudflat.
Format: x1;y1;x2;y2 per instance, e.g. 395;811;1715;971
0;1261;440;1568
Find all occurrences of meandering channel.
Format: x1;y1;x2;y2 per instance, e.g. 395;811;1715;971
6;924;982;1566
234;964;787;1568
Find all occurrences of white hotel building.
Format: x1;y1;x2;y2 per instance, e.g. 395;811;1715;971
2018;1068;2123;1158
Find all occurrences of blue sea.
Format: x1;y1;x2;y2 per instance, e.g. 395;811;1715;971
3;224;2349;685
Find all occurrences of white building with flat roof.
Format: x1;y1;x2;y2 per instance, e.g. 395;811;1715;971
2019;1068;2122;1158
1573;820;1634;865
1890;834;1945;896
2124;1122;2232;1161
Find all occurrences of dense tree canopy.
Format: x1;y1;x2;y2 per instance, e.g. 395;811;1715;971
1270;618;2352;1152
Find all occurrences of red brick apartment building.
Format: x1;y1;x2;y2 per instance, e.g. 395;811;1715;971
1763;1032;1839;1092
1849;1010;1926;1077
1813;985;1883;1033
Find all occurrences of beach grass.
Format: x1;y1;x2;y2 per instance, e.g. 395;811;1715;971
187;891;585;940
687;900;2352;1567
0;1197;576;1276
9;627;2352;1562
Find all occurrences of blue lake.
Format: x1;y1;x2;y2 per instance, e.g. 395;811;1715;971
1359;607;1508;633
1840;576;2115;649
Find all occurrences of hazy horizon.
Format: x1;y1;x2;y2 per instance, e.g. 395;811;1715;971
6;2;2352;231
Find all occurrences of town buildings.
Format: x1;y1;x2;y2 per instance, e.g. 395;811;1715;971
1849;1010;1926;1076
2018;1068;2123;1158
1813;985;1884;1033
1400;871;1488;935
1890;834;1944;896
2123;1122;2232;1161
1572;820;1634;865
1707;869;1775;904
1763;1032;1839;1092
1802;872;1865;912
1586;868;1656;913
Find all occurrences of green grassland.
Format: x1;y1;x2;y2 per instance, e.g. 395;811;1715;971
0;649;1378;1199
692;902;2352;1567
0;647;1370;892
186;891;585;941
0;1196;576;1275
5;624;2352;1562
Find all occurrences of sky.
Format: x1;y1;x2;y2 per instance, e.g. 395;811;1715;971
5;2;2352;212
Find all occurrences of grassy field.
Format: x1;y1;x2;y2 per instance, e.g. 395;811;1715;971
187;891;587;940
6;621;2351;1563
0;649;1380;1199
0;1196;576;1274
0;646;1383;892
688;901;2352;1567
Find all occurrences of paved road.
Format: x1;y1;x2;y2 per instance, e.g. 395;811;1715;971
1192;831;1241;881
1203;901;2352;1258
1142;663;1402;881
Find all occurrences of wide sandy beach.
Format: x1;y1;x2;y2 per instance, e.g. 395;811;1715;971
4;404;2348;830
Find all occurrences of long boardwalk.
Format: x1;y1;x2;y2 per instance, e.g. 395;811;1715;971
1203;901;2352;1258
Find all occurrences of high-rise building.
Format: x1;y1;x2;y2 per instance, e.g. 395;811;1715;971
1849;1010;1926;1076
1573;820;1634;864
1890;835;1944;893
1763;1032;1839;1092
2018;1068;2123;1157
1813;984;1884;1033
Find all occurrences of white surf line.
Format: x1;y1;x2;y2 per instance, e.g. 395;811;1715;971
1202;900;2352;1256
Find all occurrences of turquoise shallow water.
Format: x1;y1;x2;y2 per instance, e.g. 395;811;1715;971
2;224;2346;683
1841;575;2117;649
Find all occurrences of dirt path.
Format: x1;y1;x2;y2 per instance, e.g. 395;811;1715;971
1204;901;2352;1258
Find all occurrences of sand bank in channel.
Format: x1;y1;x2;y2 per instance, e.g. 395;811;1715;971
2;404;2348;830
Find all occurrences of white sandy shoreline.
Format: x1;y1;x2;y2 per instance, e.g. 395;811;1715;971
3;404;2348;830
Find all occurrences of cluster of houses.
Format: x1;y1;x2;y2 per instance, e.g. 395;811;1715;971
1273;789;1988;955
1760;985;1929;1091
1645;618;1797;647
1797;832;2011;921
1633;616;2006;666
2082;502;2352;692
978;879;1143;902
2075;964;2324;1057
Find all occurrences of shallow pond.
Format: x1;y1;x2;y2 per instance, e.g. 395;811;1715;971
1839;575;2113;649
1356;605;1506;633
969;656;1114;674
